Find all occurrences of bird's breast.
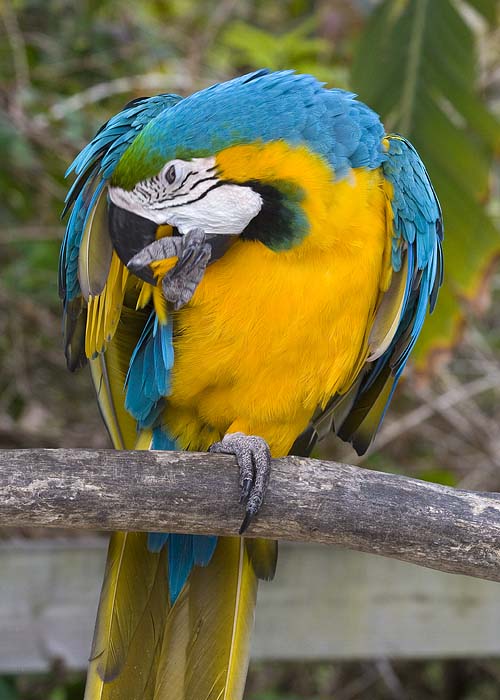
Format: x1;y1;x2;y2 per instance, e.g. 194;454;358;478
164;193;389;454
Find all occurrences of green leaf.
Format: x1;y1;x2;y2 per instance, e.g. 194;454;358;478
352;0;500;367
466;0;499;24
218;18;346;86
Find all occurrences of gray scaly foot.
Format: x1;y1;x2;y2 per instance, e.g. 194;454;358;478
209;432;272;534
127;228;211;309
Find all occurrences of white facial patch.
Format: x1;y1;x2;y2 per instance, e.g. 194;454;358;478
108;156;263;236
165;183;262;235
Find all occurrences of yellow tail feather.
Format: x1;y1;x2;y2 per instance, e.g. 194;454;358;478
84;297;275;700
84;533;169;700
152;538;258;700
85;534;270;700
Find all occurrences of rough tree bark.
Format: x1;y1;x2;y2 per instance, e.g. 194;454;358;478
1;448;499;582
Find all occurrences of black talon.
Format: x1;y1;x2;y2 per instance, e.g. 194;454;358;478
240;477;253;504
239;512;252;535
209;432;272;533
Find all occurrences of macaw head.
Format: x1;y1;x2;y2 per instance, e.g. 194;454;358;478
107;70;385;262
109;152;263;237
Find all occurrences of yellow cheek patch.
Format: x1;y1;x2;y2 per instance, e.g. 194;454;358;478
216;141;335;249
216;141;334;196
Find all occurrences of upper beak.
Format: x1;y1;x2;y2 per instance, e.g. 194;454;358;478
108;200;158;283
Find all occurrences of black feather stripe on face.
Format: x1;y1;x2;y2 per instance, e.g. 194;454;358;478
239;180;308;251
108;201;157;283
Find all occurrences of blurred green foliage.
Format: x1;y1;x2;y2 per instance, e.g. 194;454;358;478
353;0;500;365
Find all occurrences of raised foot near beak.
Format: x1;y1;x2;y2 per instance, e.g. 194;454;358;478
128;228;211;310
209;432;272;535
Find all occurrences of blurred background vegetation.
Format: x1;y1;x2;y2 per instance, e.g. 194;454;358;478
0;0;499;698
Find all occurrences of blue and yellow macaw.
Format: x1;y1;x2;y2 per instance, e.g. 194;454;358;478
60;70;443;700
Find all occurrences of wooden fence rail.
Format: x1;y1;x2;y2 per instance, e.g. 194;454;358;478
4;539;500;672
1;448;500;582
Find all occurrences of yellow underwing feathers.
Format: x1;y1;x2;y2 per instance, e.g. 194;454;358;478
89;304;148;450
367;253;408;362
79;187;113;301
85;252;129;358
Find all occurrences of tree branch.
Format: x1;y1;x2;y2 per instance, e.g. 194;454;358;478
1;448;499;582
33;71;193;129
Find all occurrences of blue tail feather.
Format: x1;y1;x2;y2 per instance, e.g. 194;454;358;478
193;534;218;566
147;532;169;552
168;534;194;603
147;427;218;604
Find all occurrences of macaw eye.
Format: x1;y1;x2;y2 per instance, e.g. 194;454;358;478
165;164;176;185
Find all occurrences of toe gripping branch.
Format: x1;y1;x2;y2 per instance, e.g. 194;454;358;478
127;228;211;310
209;432;272;535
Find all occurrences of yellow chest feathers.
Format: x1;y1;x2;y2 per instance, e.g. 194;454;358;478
163;143;392;455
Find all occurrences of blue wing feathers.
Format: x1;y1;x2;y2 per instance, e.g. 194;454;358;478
384;136;443;376
151;425;178;451
168;534;194;603
337;136;443;454
148;532;217;605
367;137;442;385
124;313;174;427
193;535;218;566
147;532;170;553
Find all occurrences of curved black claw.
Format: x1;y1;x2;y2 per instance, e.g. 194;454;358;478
209;432;272;534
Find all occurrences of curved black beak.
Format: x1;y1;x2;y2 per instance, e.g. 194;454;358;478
108;201;158;284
